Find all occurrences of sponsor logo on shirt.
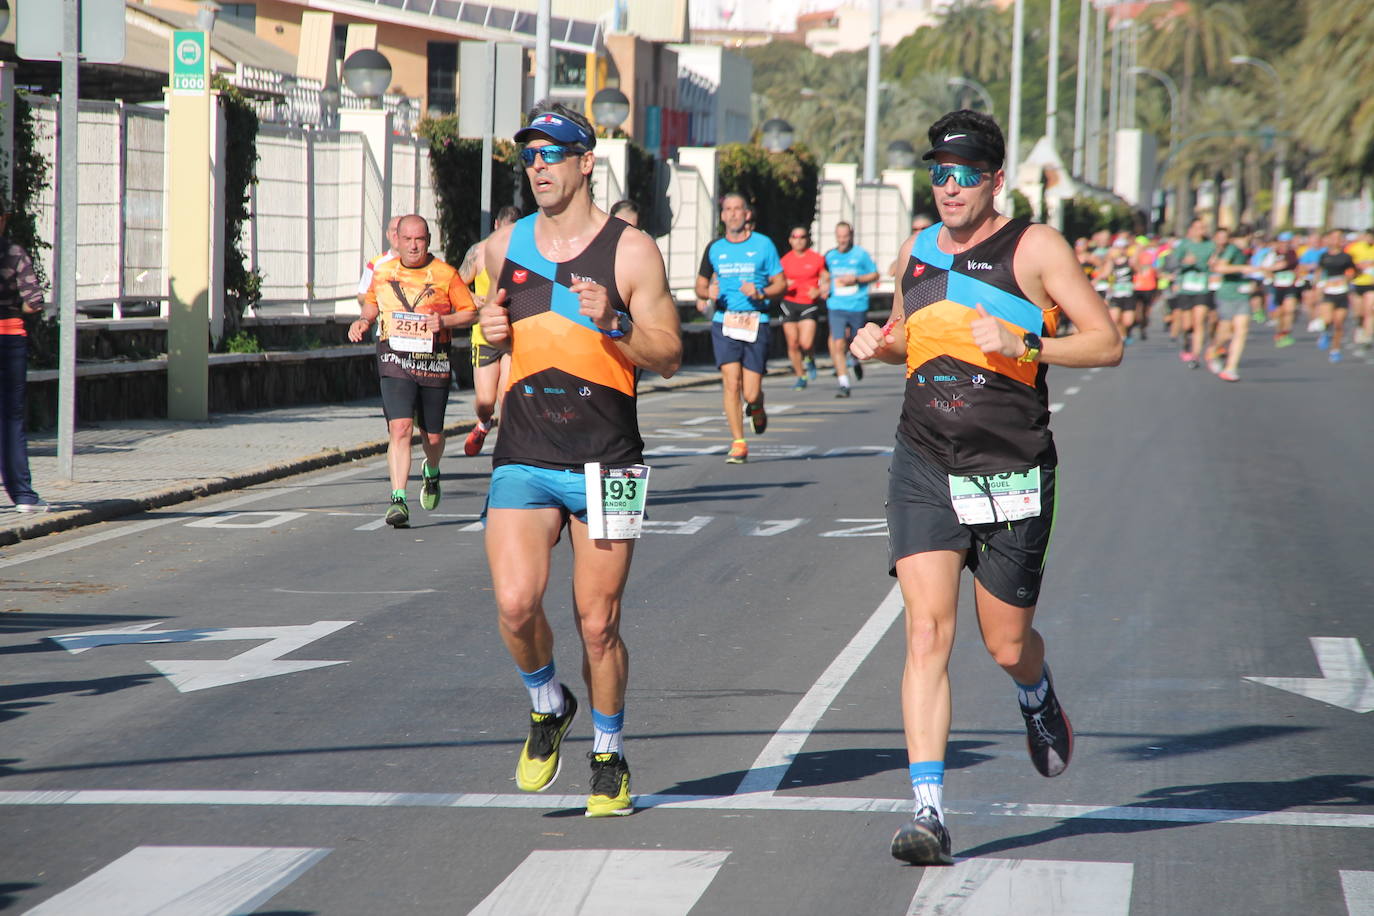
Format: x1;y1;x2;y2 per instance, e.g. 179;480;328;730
513;269;529;284
912;262;927;278
966;260;993;271
578;386;593;398
543;387;566;395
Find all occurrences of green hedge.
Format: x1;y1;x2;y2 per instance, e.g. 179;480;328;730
213;77;263;344
419;116;525;265
716;143;820;255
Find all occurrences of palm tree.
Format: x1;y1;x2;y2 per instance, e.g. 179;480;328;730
1287;4;1374;176
1137;1;1250;131
922;0;1013;88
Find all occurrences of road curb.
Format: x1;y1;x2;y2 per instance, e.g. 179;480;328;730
0;367;765;548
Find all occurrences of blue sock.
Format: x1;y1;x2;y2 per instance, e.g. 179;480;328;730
1016;665;1050;709
517;662;564;715
909;760;944;822
591;708;624;756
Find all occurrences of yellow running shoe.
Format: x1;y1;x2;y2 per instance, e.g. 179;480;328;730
515;686;577;792
726;439;748;464
584;751;633;817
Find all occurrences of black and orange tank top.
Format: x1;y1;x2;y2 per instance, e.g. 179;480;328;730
897;218;1059;475
493;214;641;471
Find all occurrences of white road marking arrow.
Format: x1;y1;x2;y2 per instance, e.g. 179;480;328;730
1245;637;1374;713
50;621;353;693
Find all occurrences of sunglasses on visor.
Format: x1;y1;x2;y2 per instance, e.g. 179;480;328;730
928;163;993;188
519;144;586;166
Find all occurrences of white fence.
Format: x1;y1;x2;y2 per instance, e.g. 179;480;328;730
658;160;715;295
31;97;169;314
27;93;438;317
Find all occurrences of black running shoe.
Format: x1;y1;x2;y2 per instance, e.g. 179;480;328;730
891;806;953;866
747;400;767;435
516;685;578;792
1020;670;1073;778
852;358;864;381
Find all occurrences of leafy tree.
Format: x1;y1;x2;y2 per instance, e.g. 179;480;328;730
1287;1;1374;176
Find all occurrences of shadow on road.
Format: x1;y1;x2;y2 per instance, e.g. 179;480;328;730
0;673;163;724
955;773;1374;859
1112;723;1318;760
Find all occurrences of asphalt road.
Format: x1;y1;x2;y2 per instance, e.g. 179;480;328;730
2;328;1372;916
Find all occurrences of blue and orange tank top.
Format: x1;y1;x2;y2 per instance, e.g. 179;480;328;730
493;214;640;471
897;218;1059;475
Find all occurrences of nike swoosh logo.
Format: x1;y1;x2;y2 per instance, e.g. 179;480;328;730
943;133;967;141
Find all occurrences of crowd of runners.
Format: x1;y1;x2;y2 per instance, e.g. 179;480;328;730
1072;222;1374;380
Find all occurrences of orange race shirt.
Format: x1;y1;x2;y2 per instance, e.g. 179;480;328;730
364;255;475;387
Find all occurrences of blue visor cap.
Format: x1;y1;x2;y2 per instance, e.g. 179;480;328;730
514;112;596;149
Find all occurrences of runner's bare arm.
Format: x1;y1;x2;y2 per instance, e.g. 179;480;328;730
611;229;683;378
1014;225;1122;368
348;280;381;342
850;234;914;365
458;241;483;285
763;271;787;298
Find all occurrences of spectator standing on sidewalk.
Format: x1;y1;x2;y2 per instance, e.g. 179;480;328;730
0;214;49;512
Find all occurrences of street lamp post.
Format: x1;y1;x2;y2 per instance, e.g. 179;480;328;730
863;0;881;181
1230;54;1286;231
946;77;993;118
1127;65;1178;150
760;119;795;153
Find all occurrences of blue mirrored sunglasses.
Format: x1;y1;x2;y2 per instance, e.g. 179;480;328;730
519;144;586;166
928;163;992;188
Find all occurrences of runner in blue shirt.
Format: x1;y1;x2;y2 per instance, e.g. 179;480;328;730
823;222;879;397
695;193;785;464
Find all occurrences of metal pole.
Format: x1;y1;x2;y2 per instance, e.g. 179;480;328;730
56;0;80;481
1007;0;1023;202
1129;66;1178;150
1087;1;1105;184
1072;0;1088;175
1106;17;1119;188
480;42;494;237
1046;0;1060;147
862;0;881;182
534;0;550;103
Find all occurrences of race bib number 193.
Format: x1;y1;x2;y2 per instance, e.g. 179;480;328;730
584;463;651;539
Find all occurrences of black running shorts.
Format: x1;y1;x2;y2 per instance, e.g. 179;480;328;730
779;299;821;323
471;341;504;368
1176;292;1214;310
380;376;449;433
886;437;1058;608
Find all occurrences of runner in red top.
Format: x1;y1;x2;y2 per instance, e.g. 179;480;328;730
779;226;827;389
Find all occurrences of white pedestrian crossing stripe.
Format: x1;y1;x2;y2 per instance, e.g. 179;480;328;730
467;849;729;916
184;510;308;529
1343;870;1374;916
21;845;329;916
906;858;1133;915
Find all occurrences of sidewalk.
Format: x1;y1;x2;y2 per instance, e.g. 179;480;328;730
1;364;739;547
